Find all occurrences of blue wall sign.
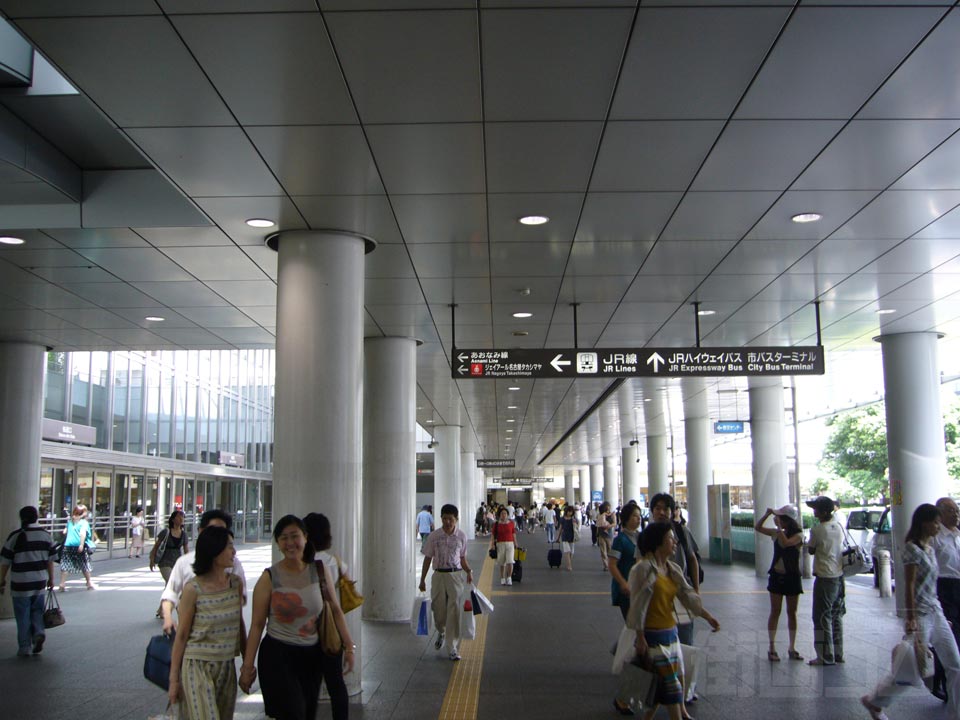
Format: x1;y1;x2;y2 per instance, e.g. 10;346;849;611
714;420;745;434
591;490;603;503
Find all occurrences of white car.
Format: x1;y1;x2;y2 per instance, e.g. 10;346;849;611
869;507;894;586
845;506;886;574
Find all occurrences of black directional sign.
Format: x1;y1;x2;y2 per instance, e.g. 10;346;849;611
477;458;515;468
452;346;824;379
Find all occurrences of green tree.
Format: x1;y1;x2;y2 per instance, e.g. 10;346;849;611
944;399;960;481
819;406;889;504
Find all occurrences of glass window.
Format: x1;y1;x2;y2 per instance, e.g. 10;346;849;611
44;352;66;420
129;357;144;454
160;369;173;457
186;382;197;461
113;354;128;452
71;352;91;425
90;352;110;448
145;362;160;456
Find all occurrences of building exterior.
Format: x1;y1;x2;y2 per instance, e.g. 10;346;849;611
38;349;274;555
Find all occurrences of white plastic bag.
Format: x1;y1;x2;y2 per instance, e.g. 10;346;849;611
471;586;494;614
460;585;476;640
147;702;180;720
612;625;637;675
892;634;934;686
411;595;433;637
680;643;702;701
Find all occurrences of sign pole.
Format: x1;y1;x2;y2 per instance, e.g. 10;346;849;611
571;303;580;349
693;302;702;348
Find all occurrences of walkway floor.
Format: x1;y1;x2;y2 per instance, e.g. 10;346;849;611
0;529;950;720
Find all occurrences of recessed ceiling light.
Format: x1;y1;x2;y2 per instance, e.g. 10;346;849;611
644;398;652;402
507;419;515;423
0;236;25;245
425;419;433;423
506;429;513;433
791;212;822;224
876;308;897;315
518;215;549;226
512;330;529;337
512;311;533;318
245;218;276;228
508;386;520;391
507;405;518;409
144;316;165;322
697;309;716;316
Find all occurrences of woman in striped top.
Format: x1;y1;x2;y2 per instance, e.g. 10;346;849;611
168;526;246;719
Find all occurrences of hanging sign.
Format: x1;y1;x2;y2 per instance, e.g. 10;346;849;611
477;459;515;468
42;418;96;445
714;421;745;434
452;346;824;379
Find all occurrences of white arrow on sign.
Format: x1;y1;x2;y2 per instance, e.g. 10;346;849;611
551;354;571;373
646;352;665;373
457;365;469;375
458;352;469;363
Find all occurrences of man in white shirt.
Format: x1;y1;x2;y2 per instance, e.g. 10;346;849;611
160;509;246;634
416;505;435;546
933;497;960;699
806;496;845;666
541;502;557;543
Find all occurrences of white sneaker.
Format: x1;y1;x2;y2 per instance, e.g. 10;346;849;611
506;577;513;586
500;578;506;585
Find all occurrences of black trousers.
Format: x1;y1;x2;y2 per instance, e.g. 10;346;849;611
320;648;349;720
258;634;322;720
935;577;960;698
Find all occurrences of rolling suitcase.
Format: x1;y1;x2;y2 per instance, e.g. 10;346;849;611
511;559;523;583
548;542;562;569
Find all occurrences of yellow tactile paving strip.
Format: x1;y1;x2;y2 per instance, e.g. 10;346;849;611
437;555;495;720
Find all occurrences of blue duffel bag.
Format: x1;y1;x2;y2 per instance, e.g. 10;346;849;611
144;632;175;691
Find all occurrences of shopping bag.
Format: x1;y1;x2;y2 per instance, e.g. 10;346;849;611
147;701;180;720
471;587;494;614
42;588;66;629
459;585;476;640
616;658;659;711
612;625;637;675
411;595;433;636
470;589;483;615
892;634;934;686
515;546;527;562
680;643;702;702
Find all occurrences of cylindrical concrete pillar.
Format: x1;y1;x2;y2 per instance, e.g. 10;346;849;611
879;332;947;611
564;470;575;507
461;451;476;538
272;230;370;694
682;378;711;552
590;464;603;504
433;425;461;512
362;337;417;622
621;445;641;505
603;455;621;508
644;387;669;497
579;467;591;505
0;343;45;620
748;376;789;578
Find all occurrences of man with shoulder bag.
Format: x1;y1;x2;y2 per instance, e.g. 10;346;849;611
0;506;56;657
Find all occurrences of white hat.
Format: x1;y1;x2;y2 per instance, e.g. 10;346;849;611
772;504;799;521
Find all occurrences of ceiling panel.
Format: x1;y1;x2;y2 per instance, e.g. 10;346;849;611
407;243;489;279
612;7;788;120
485;122;602;193
195;197;307;246
173;306;258;328
734;7;944;119
831;190;960;240
365;124;484;195
487;194;583;244
592;121;723;191
73;247;193;282
172;13;356;126
482;8;632;121
568;241;654;276
204;281;276;307
364;244;416;279
712;239;820;275
17;16;232;127
391;195;486;245
640;239;737;275
576;193;680;244
134;226;233;248
746;190;879;242
159;246;269;282
489;242;570;277
325;10;480;124
659;192;779;241
891;129;960;190
46;228;149;248
132;281;229;307
790;238;903;274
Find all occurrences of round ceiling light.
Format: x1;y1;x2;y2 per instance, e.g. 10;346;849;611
507;405;518;409
0;236;25;245
245;218;276;228
791;212;822;224
508;386;520;391
518;215;549;226
144;316;165;322
506;419;515;423
697;309;716;316
876;308;897;315
512;311;533;318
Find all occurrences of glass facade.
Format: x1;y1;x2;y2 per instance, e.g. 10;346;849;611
39;349;275;556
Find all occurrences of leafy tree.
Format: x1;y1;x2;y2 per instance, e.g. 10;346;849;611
944;400;960;481
819;406;888;504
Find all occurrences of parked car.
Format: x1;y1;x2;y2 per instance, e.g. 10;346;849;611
869;506;895;587
843;506;883;574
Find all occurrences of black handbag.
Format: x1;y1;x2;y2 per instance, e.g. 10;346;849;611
488;547;497;559
144;632;175;691
42;588;66;629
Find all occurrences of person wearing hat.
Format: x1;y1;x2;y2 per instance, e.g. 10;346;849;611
805;496;845;666
756;505;804;662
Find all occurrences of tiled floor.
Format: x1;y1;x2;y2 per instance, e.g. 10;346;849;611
0;530;951;720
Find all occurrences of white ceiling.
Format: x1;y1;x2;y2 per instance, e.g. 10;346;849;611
2;2;960;476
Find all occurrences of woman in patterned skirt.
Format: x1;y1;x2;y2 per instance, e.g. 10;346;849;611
168;526;245;719
617;522;720;717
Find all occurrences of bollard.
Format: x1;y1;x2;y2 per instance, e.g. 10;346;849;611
877;549;893;598
802;533;813;579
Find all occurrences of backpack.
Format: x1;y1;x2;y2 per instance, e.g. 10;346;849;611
674;522;704;586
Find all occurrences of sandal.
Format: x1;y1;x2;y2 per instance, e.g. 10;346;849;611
860;695;889;720
613;699;635;716
788;650;803;661
767;650;781;662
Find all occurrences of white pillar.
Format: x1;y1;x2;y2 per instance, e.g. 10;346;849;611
748;376;789;578
590;464;604;504
0;343;44;621
682;378;711;552
621;445;641;505
564;470;575;506
579;467;591;504
363;337;417;621
461;451;476;538
644;387;669;497
433;425;461;513
603;455;621;508
879;332;947;611
272;230;370;694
